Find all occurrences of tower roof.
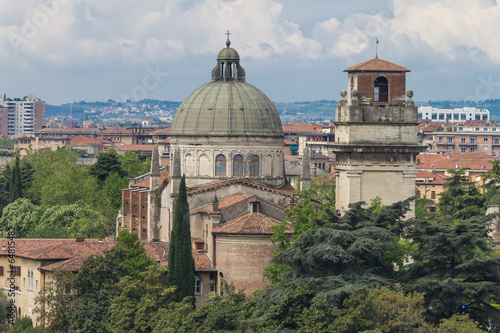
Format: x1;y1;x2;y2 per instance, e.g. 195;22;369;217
344;58;410;72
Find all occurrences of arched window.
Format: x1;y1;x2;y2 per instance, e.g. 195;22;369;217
250;155;259;176
233;154;243;176
215;154;226;175
374;77;388;102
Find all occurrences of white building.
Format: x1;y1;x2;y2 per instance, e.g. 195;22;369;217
418;106;489;123
0;97;45;136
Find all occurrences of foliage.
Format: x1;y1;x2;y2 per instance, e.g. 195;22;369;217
114;229;155;279
264;175;335;283
8;316;47;332
167;176;195;304
35;231;152;332
34;269;74;332
102;172;129;211
0;198;44;238
0;291;10;332
0;135;16;149
0;199;110;239
9;155;22;203
108;267;174;333
90;147;125;184
0;164;10;217
119;151;150;178
437;169;484;220
262;199;412;309
402;214;500;329
24;147;101;207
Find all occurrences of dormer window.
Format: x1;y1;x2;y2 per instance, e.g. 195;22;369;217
374;77;388;102
250;201;260;213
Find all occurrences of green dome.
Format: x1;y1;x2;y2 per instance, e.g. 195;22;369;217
170;39;283;138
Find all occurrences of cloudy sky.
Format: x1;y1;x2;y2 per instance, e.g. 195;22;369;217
0;0;499;105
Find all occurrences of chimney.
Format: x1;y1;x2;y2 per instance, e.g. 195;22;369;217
212;195;219;212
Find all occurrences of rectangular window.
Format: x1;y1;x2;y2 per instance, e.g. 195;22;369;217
461;148;466;153
484;137;488;143
483;114;488;120
447;137;454;143
461;137;466;144
458;127;463;131
476;127;480;131
446;113;452;120
470;147;476;152
194;276;202;295
0;266;3;276
470;137;476;144
454;114;459;120
493;128;497;132
431;113;437;120
438;137;443;143
476;115;481;120
439;113;445;120
461;114;466;120
431;191;436;199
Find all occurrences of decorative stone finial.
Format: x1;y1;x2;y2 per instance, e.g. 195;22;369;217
352;90;360;98
340;90;347;100
405;90;414;107
406;90;413;99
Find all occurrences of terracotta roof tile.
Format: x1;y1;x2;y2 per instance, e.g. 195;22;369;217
213;212;285;234
190;179;295;195
115;145;156;152
415;170;446;185
131;171;170;189
70;135;99;146
191;193;254;214
443;152;494;160
100;126;132;134
417;154;446;165
149;128;171;135
284;139;297;145
282;125;320;133
344;58;410;72
418;158;492;171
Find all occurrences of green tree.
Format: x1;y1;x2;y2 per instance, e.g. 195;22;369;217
114;229;155;278
0;291;10;332
9;155;22;203
402;214;500;329
0;164;11;217
102;172;129;211
108;267;174;333
167;176;195;304
90;147;125;184
263;199;411;308
437;169;484;220
119;151;150;178
0;198;44;238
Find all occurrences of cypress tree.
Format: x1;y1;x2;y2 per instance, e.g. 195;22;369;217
9;155;22;203
167;175;195;303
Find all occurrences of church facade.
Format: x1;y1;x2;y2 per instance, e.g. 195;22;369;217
117;37;295;302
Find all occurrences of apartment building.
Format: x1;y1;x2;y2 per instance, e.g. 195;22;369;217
418;106;489;123
0;97;45;136
425;121;500;156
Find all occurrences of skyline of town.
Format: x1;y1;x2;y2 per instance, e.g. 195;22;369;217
0;0;500;105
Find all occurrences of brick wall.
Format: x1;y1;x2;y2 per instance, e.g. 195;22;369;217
356;72;406;105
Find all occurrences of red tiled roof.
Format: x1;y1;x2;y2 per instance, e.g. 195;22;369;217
213;212;284;234
282;125;320;133
131;171;170;189
116;145;155;152
191;193;254;214
159;138;170;144
190;178;295;196
418;158;492;171
415;170;446;185
284;139;297;145
100;126;132;134
70;135;99;146
417;154;446;165
344;58;410;72
150;128;171;135
443;152;494;160
163;241;215;271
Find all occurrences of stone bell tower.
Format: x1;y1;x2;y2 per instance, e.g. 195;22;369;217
332;57;423;217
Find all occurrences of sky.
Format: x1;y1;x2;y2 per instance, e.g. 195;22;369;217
0;0;500;105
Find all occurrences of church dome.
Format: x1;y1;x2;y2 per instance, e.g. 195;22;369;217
170;38;283;138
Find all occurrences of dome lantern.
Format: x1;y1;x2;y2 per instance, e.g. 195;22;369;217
211;31;246;82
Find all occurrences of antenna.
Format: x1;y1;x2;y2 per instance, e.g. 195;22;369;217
375;38;379;59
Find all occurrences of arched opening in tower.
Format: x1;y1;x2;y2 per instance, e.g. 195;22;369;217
374;77;388;102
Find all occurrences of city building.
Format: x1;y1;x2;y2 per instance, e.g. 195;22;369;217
0;97;45;137
418;106;489;123
117;38;297;302
332;57;423;217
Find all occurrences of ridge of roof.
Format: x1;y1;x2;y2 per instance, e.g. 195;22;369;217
344;58;410;72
